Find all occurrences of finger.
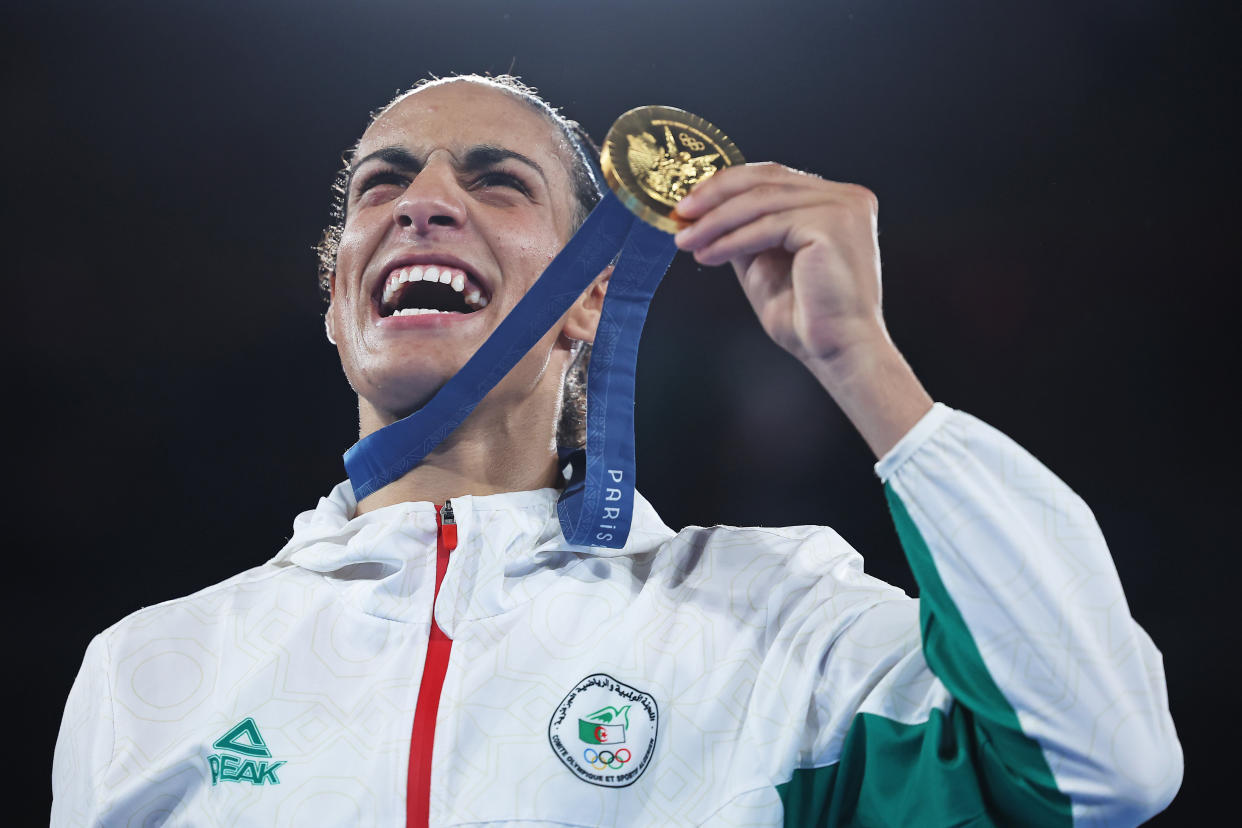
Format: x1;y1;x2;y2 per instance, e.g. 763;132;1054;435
674;183;824;252
692;211;801;267
675;162;822;219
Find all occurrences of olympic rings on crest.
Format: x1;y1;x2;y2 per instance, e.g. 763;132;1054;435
583;747;632;770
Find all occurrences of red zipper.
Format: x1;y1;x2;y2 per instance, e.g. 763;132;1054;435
407;500;457;828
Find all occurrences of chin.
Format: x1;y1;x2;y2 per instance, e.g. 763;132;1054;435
354;368;455;423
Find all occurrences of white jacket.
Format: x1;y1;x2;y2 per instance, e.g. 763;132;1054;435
52;404;1182;826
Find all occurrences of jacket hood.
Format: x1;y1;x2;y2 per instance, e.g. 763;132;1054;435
265;481;677;626
271;481;674;566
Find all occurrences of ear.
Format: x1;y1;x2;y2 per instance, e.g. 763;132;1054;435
560;265;612;345
324;271;338;345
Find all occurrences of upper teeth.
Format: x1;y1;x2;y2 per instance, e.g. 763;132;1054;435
380;265;489;311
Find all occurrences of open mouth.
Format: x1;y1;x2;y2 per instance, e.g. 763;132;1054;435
376;264;490;318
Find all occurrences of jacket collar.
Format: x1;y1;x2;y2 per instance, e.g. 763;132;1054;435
268;481;676;625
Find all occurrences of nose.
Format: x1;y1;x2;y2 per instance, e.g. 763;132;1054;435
392;156;467;234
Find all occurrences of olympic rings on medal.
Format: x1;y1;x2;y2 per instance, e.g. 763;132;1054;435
583;746;632;770
679;132;706;151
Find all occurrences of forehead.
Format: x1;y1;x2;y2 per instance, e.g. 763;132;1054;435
357;82;570;174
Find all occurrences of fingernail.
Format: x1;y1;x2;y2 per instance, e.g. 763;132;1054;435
676;193;697;214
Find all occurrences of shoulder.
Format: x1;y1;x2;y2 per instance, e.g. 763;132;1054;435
91;561;313;663
629;491;870;580
632;520;910;629
655;520;881;584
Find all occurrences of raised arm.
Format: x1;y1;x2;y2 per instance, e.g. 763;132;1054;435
672;162;932;458
675;166;1182;824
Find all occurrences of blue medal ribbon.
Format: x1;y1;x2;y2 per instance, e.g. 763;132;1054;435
344;187;678;549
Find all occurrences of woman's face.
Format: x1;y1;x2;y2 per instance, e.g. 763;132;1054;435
327;81;581;421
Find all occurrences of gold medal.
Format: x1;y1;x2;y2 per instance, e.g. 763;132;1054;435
601;105;745;233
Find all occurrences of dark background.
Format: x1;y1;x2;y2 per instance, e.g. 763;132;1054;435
7;0;1234;822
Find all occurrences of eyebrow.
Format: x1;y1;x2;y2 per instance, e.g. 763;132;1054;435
347;143;548;193
461;145;547;183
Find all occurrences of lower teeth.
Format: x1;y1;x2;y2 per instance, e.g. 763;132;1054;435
392;308;458;317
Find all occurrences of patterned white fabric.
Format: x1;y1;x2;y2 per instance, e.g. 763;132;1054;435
52;405;1181;826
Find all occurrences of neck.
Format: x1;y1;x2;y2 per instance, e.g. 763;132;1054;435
352;391;564;515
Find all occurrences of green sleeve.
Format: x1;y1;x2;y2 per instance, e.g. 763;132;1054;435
775;487;1072;827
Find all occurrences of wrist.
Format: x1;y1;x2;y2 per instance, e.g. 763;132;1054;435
804;334;935;460
804;327;900;393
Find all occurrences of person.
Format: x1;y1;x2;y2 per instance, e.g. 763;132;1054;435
52;74;1182;827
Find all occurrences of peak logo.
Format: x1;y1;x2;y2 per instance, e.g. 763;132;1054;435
206;718;286;786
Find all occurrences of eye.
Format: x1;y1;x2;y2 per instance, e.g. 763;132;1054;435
356;170;408;195
473;171;529;194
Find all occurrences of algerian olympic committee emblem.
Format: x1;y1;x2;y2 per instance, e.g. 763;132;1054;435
548;673;658;787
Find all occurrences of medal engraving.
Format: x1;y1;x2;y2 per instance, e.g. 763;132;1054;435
602;106;745;233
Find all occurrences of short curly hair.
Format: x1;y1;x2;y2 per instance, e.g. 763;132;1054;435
315;74;603;448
